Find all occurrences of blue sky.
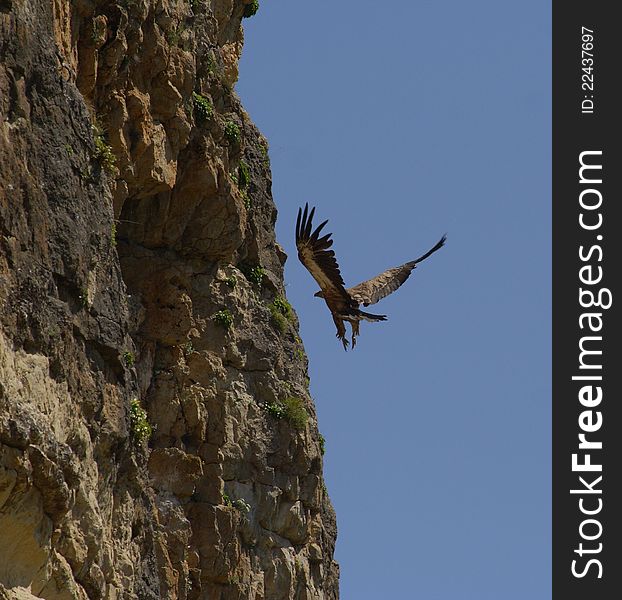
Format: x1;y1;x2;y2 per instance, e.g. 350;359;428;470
238;2;551;598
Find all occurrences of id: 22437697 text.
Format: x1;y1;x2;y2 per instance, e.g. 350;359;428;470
581;27;595;114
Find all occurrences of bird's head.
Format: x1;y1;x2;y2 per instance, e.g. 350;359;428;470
314;290;324;299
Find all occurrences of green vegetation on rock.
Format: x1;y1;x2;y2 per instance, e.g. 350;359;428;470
193;92;213;123
233;498;251;513
224;121;241;144
267;296;293;333
93;124;116;175
79;288;89;308
243;1;259;18
123;351;135;367
130;399;152;443
240;263;266;286
263;397;308;430
238;160;250;190
213;309;233;329
283;397;308;429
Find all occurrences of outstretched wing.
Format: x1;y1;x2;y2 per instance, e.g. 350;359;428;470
296;204;354;308
348;234;447;306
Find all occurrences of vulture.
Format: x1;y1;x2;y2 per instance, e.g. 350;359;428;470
295;203;446;350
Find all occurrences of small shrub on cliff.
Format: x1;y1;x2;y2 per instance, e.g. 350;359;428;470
224;275;237;288
272;297;292;318
268;304;287;333
263;401;286;420
242;190;252;210
263;397;308;430
205;52;217;74
233;498;251;513
130;399;152;443
224;121;241;144
213;309;234;330
222;493;250;513
238;160;250;190
79;288;89;308
283;397;308;429
93;124;116;175
123;351;135;367
267;296;293;333
192;92;213;123
166;23;187;46
259;141;270;167
318;434;326;455
239;263;266;286
243;1;260;18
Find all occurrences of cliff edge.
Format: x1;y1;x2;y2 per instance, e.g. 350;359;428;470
0;1;338;598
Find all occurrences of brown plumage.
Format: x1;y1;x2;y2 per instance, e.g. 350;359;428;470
296;203;446;350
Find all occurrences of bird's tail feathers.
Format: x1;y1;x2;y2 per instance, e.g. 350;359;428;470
357;309;387;322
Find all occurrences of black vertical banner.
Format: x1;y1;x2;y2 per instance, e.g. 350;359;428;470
553;3;622;599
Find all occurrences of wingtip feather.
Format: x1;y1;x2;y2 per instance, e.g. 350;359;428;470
305;206;316;239
296;207;302;242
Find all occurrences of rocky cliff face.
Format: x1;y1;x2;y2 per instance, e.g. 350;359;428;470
0;1;339;598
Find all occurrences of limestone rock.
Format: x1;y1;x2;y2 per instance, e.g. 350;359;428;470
1;1;338;598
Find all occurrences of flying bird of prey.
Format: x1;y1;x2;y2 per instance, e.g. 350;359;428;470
295;203;446;350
